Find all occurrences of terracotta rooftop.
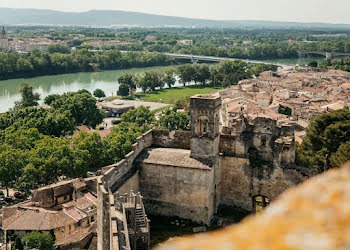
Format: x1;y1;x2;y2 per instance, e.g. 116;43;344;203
157;163;350;250
55;222;96;247
2;207;76;231
136;148;211;170
64;207;87;221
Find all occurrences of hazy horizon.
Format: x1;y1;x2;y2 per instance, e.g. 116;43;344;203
1;0;350;24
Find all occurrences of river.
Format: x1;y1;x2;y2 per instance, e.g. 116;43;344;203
0;66;176;113
0;57;325;113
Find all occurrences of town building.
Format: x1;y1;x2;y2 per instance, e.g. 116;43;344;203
227;68;350;128
144;35;157;42
0;27;9;51
2;178;98;249
178;40;193;46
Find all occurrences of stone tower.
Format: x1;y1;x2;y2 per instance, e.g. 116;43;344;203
190;94;221;166
0;26;9;51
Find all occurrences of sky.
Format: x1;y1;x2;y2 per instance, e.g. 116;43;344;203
1;0;350;24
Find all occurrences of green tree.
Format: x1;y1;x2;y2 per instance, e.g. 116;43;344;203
14;236;23;250
16;58;34;74
44;94;60;105
51;91;104;128
193;64;210;85
73;131;104;171
217;60;251;86
21;232;54;250
177;64;195;86
93;88;106;99
0;147;24;196
118;73;136;92
47;44;71;54
330;141;350;167
117;83;130;97
103;121;150;165
15;83;40;109
138;71;163;92
162;68;176;88
250;63;278;76
121;106;154;126
158;108;190;131
296;108;350;170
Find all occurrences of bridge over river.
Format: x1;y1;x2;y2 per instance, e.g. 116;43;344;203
164;53;288;67
297;51;350;59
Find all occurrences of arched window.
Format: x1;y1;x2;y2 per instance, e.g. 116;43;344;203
197;116;209;135
253;195;270;213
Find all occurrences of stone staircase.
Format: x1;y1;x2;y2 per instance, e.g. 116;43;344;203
114;191;150;250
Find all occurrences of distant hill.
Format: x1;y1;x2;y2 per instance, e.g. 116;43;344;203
1;8;350;29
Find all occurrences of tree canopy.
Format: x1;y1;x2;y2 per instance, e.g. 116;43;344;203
21;232;54;250
15;83;40;109
93;88;106;99
158;108;190;131
296;108;350;170
51;90;104;128
117;83;130;97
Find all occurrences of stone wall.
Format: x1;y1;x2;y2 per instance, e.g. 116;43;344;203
102;130;153;192
96;127;313;248
156;163;350;250
116;170;140;194
139;162;214;224
97;130;153;250
151;130;190;149
219;156;312;211
97;179;113;250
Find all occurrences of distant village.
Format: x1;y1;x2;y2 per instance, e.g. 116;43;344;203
0;27;194;53
220;67;350;143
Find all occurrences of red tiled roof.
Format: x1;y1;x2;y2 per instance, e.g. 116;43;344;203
3;207;76;231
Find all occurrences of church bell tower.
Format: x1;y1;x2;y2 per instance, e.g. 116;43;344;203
0;26;9;51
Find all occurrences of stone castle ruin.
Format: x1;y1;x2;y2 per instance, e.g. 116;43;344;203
97;94;315;250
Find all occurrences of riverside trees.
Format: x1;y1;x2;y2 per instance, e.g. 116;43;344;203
0;50;175;80
117;61;277;96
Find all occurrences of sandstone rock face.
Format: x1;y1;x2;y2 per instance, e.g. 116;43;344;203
156;163;350;250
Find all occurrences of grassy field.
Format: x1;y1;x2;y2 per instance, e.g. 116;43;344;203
135;85;223;104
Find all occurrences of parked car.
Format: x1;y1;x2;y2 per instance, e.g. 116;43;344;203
14;192;24;199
